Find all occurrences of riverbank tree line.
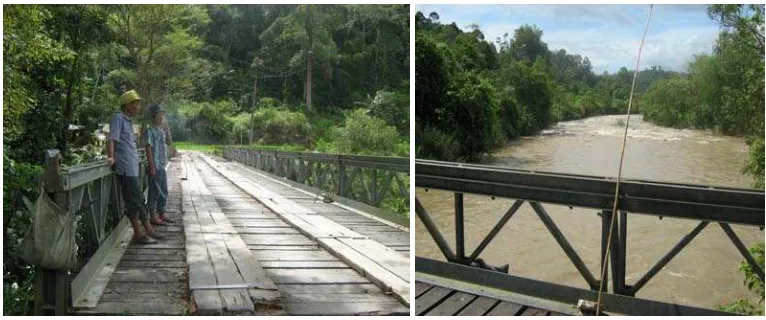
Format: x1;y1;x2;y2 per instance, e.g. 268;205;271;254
3;4;409;315
415;10;677;161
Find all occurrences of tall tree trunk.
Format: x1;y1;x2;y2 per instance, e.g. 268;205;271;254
306;50;312;111
305;4;314;112
58;48;81;157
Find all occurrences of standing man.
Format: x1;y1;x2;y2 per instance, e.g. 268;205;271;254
144;104;174;224
107;90;164;244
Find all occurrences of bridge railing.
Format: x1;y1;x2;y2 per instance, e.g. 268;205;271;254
223;147;409;217
32;149;148;315
415;159;764;314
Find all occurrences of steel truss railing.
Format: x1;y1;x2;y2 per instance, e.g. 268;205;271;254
415;159;764;312
224;147;409;214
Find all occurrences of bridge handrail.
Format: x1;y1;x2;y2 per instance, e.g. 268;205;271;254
224;147;409;217
33;149;148;315
416;159;764;226
415;159;764;313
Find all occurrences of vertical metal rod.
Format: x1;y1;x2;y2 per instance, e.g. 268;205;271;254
609;211;620;294
468;200;524;262
619;211;628;294
530;202;599;288
455;193;465;260
628;221;709;295
600;210;610;292
719;223;765;283
415;198;456;261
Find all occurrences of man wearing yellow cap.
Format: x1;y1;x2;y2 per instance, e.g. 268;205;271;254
107;90;164;244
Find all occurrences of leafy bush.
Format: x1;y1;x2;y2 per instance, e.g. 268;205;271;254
251;106;309;145
331;109;401;156
416;125;459;161
743;137;765;189
368;90;409;135
719;242;764;315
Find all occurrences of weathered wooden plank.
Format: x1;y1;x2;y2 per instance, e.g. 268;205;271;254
254;250;338;261
415;282;433;297
321;238;410;306
121;253;185;261
104;282;186;295
202;231;255;313
276;284;383;294
247;245;320;251
486;301;525;316
337;238;409;282
109;268;187;284
521;307;549;316
284;293;395;303
425;291;476;316
234;227;299;235
298;214;365;238
118;260;187;268
260;261;348;269
456;296;500;316
415;286;452;315
239;234;315;246
229;220;291;228
285;302;409;316
266;268;370;284
75;299;188;315
98;291;186;303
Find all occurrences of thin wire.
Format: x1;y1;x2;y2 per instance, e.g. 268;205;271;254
595;4;654;316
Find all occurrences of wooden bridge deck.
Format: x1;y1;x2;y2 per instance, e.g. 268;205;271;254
72;152;410;316
415;282;567;316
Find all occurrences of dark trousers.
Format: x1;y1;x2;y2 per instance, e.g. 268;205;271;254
117;175;149;222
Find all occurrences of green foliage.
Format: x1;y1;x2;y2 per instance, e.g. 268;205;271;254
743;137;765;189
251;106;310;145
642;77;700;128
719;242;765;315
368;90;410;135
329;109;403;157
444;72;503;159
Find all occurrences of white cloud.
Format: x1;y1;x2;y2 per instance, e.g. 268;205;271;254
417;4;719;73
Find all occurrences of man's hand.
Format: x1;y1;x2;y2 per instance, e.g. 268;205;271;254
107;157;115;166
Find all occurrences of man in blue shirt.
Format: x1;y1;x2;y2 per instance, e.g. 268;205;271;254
107;90;164;244
144;103;174;225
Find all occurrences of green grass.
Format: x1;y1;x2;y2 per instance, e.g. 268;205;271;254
174;142;221;153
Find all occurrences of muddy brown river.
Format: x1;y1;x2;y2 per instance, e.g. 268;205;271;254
415;115;764;310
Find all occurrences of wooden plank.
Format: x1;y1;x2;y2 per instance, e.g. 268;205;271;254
486;301;525;316
284;293;395;303
337;238;409;281
266;268;370;284
248;245;320;251
239;234;315;246
456;296;500;316
521;307;549;316
104;282;186;295
121;253;185;261
75;299;188;315
255;250;338;261
202;231;255;313
109;268;186;284
98;291;185;303
415;282;433;297
415;286;452;315
285;302;409;316
276;284;383;294
321;238;410;306
234;227;299;235
118;260;187;268
229;220;290;228
222;234;280;303
298;214;365;238
71;217;133;308
182;176;223;315
260;261;348;269
425;291;476;316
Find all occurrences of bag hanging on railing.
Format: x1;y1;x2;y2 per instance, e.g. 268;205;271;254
18;186;78;270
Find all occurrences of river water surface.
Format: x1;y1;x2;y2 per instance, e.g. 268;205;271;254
415;115;763;310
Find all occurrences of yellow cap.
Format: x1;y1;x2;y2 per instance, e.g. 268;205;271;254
119;90;141;106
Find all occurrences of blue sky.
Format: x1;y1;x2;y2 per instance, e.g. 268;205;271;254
416;4;721;74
